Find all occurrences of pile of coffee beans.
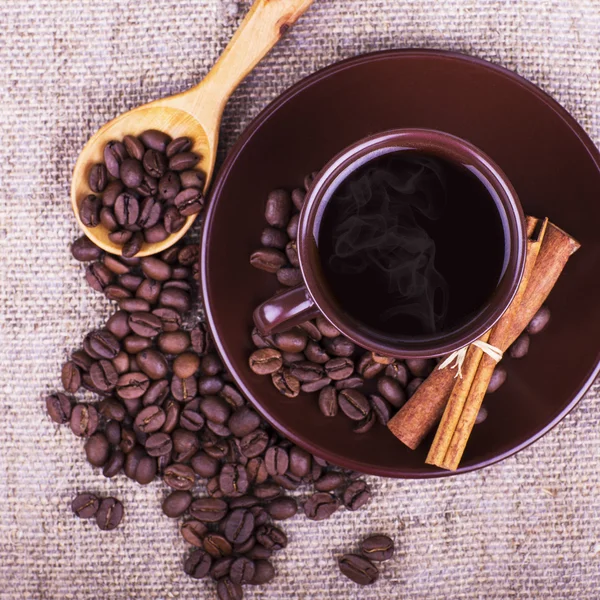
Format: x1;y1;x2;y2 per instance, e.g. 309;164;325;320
80;130;204;256
71;492;124;531
248;179;552;431
46;234;375;597
338;534;395;585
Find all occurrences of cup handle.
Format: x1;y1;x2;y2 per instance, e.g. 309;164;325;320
253;285;321;335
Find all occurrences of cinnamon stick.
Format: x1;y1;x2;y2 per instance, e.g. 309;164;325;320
387;219;580;450
427;217;547;469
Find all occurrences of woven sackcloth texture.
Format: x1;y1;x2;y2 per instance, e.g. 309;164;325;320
1;0;599;598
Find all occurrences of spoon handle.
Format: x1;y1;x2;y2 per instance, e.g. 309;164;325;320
182;0;314;119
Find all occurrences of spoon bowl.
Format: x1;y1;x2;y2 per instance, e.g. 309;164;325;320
70;0;314;257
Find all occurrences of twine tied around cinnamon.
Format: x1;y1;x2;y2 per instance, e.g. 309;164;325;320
437;340;503;378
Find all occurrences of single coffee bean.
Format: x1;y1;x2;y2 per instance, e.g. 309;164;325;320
283;353;305;366
143;148;168;178
135;455;158;485
89;360;118;392
180;408;205;432
204;533;233;558
145;432;173;457
71;235;102;261
338;554;379;585
288;361;324;382
250;247;287;273
152;307;181;332
140;129;171;152
102;180;124;207
229;496;260;509
104;420;122;446
174;187;204;216
61;361;81;393
117;273;142;291
223;508;255;544
95;497;124;531
181;520;208;547
316;316;340;338
171;375;197;402
301;377;332;393
116;372;150;400
184;548;212;579
406;358;435;377
123;335;152;354
46;393;73;424
164;465;197;491
123;134;145;160
159;287;191;312
289;187;304;210
245;543;273;561
248;348;282;375
323;336;355;358
180;169;205;190
343;481;371;510
103;448;125;478
510;333;530;358
338;389;370;421
104;284;132;301
334;376;364;390
104;140;127;177
219;463;249;497
85;262;113;292
99;209;118;234
406;377;423;397
527;305;551;335
377;376;406;408
271;370;300;398
122;231;144;257
385;362;409;386
119;298;152;313
357;353;386;379
71;492;100;519
288;446;311;477
80;194;101;227
164;206;186;233
250;560;275;585
199;396;230;425
260;226;288;249
120;429;137;454
318;386;338;417
210;557;235;581
137;349;169;380
229;557;255;585
158;171;181;201
255;524;287;550
303;492;339;521
216;577;243;600
177;247;198;269
137;196;162;229
286;213;299;240
191;452;220;478
88;163;108;192
265;189;292;228
97;397;126;422
70;404;99;437
199;376;224;396
324;357;354;381
140;257;171;281
114;193;139;228
120;158;144;188
135;405;166;433
266;497;297;520
158;330;190;354
264;447;289;476
169;151;200;171
220;384;245;409
314;472;346;492
164;136;192;158
172;428;200;461
253;482;282;501
200;353;223;376
353;411;376;434
487;365;507;394
370;394;392;425
105;311;131;340
240;430;269;458
276;267;302;287
475;405;488;424
144;223;168;243
162;490;192;518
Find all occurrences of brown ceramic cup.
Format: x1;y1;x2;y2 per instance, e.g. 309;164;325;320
253;129;526;359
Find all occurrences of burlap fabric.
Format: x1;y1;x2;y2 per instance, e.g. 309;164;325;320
1;1;599;598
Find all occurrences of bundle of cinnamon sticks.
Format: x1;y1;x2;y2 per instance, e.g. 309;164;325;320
387;217;581;471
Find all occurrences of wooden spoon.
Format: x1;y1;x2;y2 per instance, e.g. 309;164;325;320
71;0;314;257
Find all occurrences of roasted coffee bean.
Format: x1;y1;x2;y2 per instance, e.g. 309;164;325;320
116;372;150;399
323;336;354;358
104;420;122;446
316;316;340;338
158;330;190;354
318;386;338;417
303;492;339;521
96;497;124;531
172;428;200;461
301;377;332;393
164;136;192;158
46;393;73;424
223;508;255;544
104;284;132;301
157;171;181;201
353;411;375;434
338;389;370;421
406;358;435;377
260;226;288;249
120;429;137;454
198;376;224;396
276;267;302;287
250;560;275;585
119;298;151;312
144;224;168;243
80;194;101;227
203;533;233;558
89;360;118;392
191;452;220;478
216;577;243;600
139;257;171;281
286;213;299;239
255;524;287;550
385;362;409;386
248;348;282;375
266;497;297;520
264;447;289;476
219;464;249;497
137;278;164;305
377;376;406;408
271;370;300;398
102;180;124;208
86;330;121;360
118;273;143;291
288;446;311;478
123;134;145;160
288;361;324;382
103;449;125;478
210;557;235;581
137;349;169;380
245;543;272;561
119;158;144;188
136;454;158;484
343;481;371;510
164;206;186;233
406;377;423;397
249;506;268;529
71;350;95;373
143;148;168;178
98;207;117;232
291;187;305;210
357;353;386;379
180;408;205;432
229;557;255;585
61;361;81;393
527;305;551;334
220;384;245;409
334;376;364;390
106;311;131;339
162;490;192;518
139;129;171;152
71;235;103;261
171;375;197;402
70;404;99;437
475;405;488;424
85;262;112;292
71;492;100;518
204;439;229;461
249;248;287;273
200;354;223;376
487;365;507;394
168;151;199;172
114;193;139;228
181;519;208;547
152;307;181;332
137;196;162;229
229;496;260;509
159;287;191;312
98;397;126;421
122;231;144;257
251;328;274;349
104;141;128;178
174;187;204;216
123;335;152;354
510;333;530;358
265;189;292;229
109;230;132;245
325;357;354;381
245;459;267;487
88;163;108;193
370;394;392;425
145;432;173;457
314;472;346;492
180;169;205;190
135;405;166;433
184;548;212;579
199;396;230;424
338;554;379;585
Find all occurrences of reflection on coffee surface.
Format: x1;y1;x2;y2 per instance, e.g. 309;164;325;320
316;152;506;338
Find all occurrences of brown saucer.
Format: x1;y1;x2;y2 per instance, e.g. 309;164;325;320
201;50;600;478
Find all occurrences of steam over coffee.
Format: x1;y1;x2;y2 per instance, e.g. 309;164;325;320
316;151;506;339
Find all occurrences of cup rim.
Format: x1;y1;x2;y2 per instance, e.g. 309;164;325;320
297;128;527;358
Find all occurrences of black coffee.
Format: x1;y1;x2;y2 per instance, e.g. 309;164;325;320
316;151;507;339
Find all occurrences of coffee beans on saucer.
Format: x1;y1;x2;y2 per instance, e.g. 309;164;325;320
80;130;204;256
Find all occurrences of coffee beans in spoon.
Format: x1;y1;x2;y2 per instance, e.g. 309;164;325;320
79;131;205;256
